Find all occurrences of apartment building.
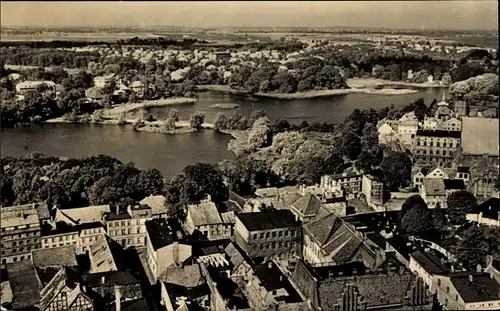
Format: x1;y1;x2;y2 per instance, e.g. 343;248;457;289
184;201;233;240
0;204;49;265
411;130;461;167
106;204;152;248
320;172;363;197
234;210;301;260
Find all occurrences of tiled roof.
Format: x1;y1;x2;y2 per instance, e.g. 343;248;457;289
281;193;303;208
161;264;205;288
0;208;39;228
187;202;223;226
449;272;500;303
224;243;246;274
423;178;445;196
140;195;168;216
6;261;42;310
461;117;499;156
89;234;117;274
305;213;364;262
32;246;78;269
237;210;298;231
292;193;322;217
55;205;110;225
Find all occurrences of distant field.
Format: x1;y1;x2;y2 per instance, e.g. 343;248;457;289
448;35;498;49
0;32;160;42
5;64;83;74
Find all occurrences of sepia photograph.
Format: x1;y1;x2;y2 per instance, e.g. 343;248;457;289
0;1;499;310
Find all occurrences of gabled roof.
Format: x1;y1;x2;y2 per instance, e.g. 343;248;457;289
448;272;500;303
291;193;322;217
187;202;223;226
461;117;499;156
423;178;445;196
140;195;168;216
55;205;110;225
224;243;247;273
305;213;364;262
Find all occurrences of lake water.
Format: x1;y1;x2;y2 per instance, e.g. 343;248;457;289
1;88;446;177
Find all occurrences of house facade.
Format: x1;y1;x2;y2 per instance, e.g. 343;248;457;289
106;204;152;248
412;130;461;167
184;201;233;240
235;210;301;260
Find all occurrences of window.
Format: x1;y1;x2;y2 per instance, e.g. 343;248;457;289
446;286;449;293
253;234;258;240
14;226;18;230
260;233;265;239
436;142;440;147
127;220;131;226
266;232;270;238
279;231;283;237
12;242;16;246
272;231;276;238
285;230;289;236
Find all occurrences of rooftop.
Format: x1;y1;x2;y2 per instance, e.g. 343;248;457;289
88;234;117;274
54;205;110;225
448;272;500;303
253;261;303;303
83;270;140;287
237;210;298;231
304;213;364;262
32;246;78;269
145;219;176;250
187;202;223;226
6;261;42;310
161;264;206;288
423;178;445;196
461;117;499;156
468;197;499;220
291;193;322;217
410;249;451;275
140;194;168;215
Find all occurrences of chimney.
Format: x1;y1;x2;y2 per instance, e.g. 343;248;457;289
101;276;106;285
268;261;273;269
469;275;473;282
115;285;121;311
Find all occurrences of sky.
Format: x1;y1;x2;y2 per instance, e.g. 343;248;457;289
1;1;498;31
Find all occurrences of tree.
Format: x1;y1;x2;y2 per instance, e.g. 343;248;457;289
456;226;500;269
271;131;305;156
181;163;229;203
247;117;271;151
446;191;478;224
128;93;138;103
340;130;362;161
249;109;267;126
380;151;412;190
163;117;176;130
213;113;227;131
399;197;432;235
189;111;205;129
168;108;180;121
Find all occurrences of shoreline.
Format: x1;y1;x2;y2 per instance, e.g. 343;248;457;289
101;97;197;118
197;78;446;100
